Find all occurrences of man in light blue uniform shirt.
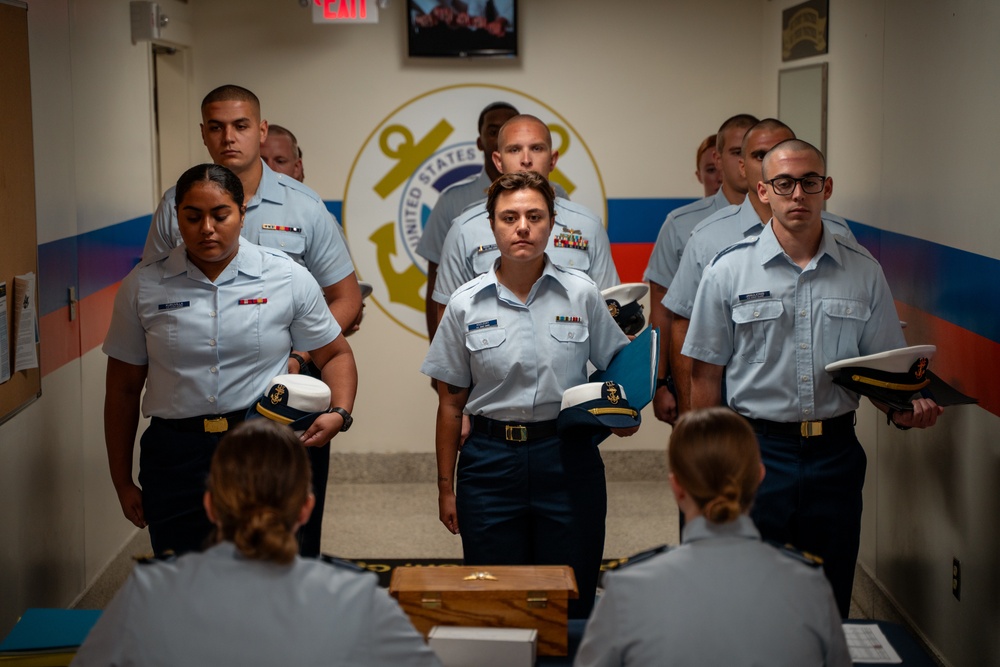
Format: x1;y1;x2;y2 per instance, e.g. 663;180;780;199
432;115;619;313
683;139;943;616
665;119;857;415
645;114;759;425
141;85;360;557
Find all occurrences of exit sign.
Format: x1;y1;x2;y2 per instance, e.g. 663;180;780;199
312;0;379;23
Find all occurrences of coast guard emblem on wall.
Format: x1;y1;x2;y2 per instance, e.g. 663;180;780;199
343;84;606;338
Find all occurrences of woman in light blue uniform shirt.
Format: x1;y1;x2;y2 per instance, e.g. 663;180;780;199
421;171;635;618
574;408;851;667
74;419;440;667
103;164;357;556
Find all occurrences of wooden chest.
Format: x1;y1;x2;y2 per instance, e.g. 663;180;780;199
388;565;578;656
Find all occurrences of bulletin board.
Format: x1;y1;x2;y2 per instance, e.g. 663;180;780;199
0;0;42;425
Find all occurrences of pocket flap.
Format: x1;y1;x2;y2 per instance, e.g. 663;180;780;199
549;322;590;343
821;298;870;321
732;299;784;324
466;327;506;351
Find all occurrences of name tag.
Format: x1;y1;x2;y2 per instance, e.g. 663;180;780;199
158;301;190;310
468;319;498;331
738;291;771;302
238;298;268;305
476;244;498;254
261;224;302;233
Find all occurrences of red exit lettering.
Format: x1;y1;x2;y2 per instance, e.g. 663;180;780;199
314;0;368;20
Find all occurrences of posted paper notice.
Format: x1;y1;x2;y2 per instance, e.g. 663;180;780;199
13;272;38;372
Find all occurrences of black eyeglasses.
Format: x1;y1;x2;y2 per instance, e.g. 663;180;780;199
765;176;827;196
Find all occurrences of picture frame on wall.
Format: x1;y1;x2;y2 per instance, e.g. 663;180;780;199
407;0;517;58
782;0;829;62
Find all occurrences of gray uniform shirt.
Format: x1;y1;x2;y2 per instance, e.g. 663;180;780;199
574;516;851;667
72;543;442;667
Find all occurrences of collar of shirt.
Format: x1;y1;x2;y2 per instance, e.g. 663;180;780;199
471;256;571;306
756;220;846;271
251;160;286;209
681;514;760;545
161;238;265;282
737;195;767;236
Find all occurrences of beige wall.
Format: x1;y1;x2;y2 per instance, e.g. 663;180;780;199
3;2;997;665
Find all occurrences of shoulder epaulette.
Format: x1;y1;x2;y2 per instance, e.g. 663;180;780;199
319;554;368;572
555;197;602;223
455;205;488;227
133;550;178;565
277;175;324;204
708;235;759;267
615;544;673;569
690;205;741;236
766;541;824;568
832;233;876;261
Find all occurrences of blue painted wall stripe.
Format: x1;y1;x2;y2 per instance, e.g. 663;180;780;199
34;202;1000;347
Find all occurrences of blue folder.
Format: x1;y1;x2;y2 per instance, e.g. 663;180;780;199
0;608;101;653
589;326;659;410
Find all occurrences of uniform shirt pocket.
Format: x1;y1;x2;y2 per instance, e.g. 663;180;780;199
548;322;590;372
465;327;507;383
258;229;307;260
821;298;871;364
471;248;498;276
549;245;592;273
731;299;784;364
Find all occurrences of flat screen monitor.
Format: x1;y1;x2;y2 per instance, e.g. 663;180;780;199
407;1;517;58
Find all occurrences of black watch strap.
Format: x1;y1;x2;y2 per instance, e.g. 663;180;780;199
330;407;353;432
288;353;307;372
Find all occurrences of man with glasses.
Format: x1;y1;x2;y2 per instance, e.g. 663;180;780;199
682;139;943;617
663;119;855;415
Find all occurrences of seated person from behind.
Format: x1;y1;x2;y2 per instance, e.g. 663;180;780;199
73;419;441;667
574;407;851;667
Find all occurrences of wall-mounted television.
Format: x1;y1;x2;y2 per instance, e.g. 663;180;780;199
407;1;517;58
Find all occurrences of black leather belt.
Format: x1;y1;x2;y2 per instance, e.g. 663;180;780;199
748;411;855;439
152;410;246;434
472;416;558;443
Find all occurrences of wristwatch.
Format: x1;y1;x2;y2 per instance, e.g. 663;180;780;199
329;407;353;432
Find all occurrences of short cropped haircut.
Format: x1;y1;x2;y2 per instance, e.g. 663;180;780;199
267;124;300;155
478;101;519;133
741;118;795;156
497;114;553;151
761;138;826;180
201;84;261;115
716;114;760;154
486;171;556;222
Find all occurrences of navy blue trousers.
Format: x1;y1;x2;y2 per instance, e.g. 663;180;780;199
298;442;330;558
750;425;867;618
139;419;225;556
456;431;607;619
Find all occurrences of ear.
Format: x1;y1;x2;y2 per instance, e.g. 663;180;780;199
823;176;833;201
200;123;208;147
757;179;770;205
695;169;704;185
476;135;485;152
296;493;316;530
738;156;746;180
203;491;217;525
259;119;269;144
548;149;559;172
492;150;503;174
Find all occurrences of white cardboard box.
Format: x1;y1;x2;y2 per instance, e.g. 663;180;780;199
428;626;537;667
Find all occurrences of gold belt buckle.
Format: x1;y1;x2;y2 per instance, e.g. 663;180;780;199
204;417;229;433
800;420;823;438
505;425;528;442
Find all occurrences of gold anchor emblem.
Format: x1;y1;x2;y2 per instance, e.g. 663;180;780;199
605;381;621;405
269;384;287;405
914;358;929;379
607;301;620;318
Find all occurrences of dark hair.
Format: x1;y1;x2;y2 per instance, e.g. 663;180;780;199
207;420;312;564
761;138;825;181
695;133;717;169
741;118;795;156
477;101;519;133
486;171;556;221
201;84;260;115
668;408;761;524
175;164;245;210
716;114;760;154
